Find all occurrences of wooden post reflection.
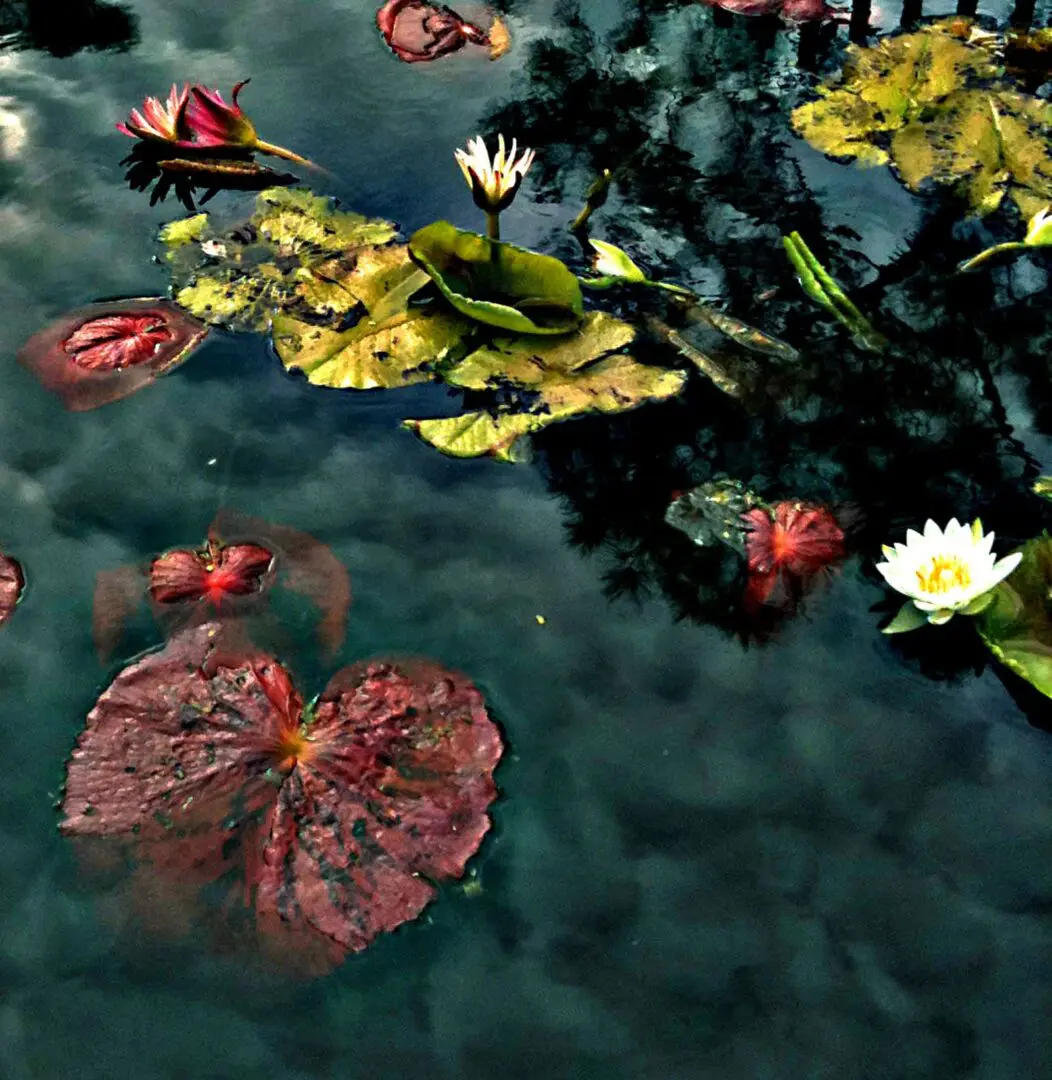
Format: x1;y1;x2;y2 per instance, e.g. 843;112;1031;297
900;0;922;26
1010;0;1036;29
955;0;979;15
849;0;871;41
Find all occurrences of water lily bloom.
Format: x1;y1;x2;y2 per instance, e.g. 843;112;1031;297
117;84;190;142
876;518;1022;633
455;134;535;215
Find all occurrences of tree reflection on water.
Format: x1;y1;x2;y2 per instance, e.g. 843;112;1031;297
0;0;137;56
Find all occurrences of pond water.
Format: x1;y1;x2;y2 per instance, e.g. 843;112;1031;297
4;0;1052;1076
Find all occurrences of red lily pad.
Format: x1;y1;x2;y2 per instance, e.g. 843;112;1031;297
742;501;845;610
377;0;496;62
60;625;503;969
17;298;208;411
92;509;351;662
0;553;24;627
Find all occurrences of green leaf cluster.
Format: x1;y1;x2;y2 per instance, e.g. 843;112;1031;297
791;19;1052;217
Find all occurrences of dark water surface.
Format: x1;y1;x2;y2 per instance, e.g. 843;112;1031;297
3;0;1052;1077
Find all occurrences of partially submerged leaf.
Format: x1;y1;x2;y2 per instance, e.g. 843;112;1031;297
791;19;1052;215
0;553;24;627
403;411;546;462
18;298;208;411
376;0;499;63
61;625;502;968
665;479;764;554
272;307;471;389
165;187;401;331
409;221;584;335
977;534;1052;700
149;541;274;605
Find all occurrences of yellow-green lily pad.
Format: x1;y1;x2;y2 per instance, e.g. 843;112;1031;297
408;221;584;335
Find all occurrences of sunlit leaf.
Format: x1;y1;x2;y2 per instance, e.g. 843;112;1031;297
791;20;1052;215
61;625;502;969
409;221;584;335
164;187;402;331
977;534;1052;700
272;308;471;389
402;411;547;462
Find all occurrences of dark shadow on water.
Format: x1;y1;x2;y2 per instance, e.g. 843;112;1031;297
0;0;137;56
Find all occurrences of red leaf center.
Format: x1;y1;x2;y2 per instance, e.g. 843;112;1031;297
63;313;174;371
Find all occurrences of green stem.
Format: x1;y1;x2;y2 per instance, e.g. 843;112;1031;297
253;139;317;169
486;212;501;242
956;242;1029;274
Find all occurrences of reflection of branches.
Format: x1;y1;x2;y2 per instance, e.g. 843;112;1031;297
481;1;1051;647
0;0;137;56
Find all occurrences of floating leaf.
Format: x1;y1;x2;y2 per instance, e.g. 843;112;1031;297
977;534;1052;700
1034;476;1052;500
376;0;498;63
18;298;208;411
272;307;471;389
60;625;502;969
791;20;1052;215
665;479;764;554
92;510;351;662
403;411;546;462
165;187;400;331
409;221;584;335
742;501;845;610
0;553;24;627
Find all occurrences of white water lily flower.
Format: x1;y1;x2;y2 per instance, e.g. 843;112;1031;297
454;134;535;213
876;518;1021;632
1025;206;1052;247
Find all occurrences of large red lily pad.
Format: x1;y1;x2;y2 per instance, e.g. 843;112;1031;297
60;624;502;969
17;298;208;411
742;500;845;611
92;508;351;662
0;553;24;627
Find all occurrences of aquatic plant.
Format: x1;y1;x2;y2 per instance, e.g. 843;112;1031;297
376;0;508;63
17;299;208;411
877;518;1021;633
0;553;24;628
958;204;1052;272
454;134;535;240
60;624;502;970
92;509;351;662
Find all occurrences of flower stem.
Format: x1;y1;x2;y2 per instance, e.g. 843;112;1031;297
253;139;317;169
956;242;1028;274
486;212;501;242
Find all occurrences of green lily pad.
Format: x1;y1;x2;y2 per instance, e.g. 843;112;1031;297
272;308;472;389
665;479;764;554
162;187;402;332
977;534;1052;699
408;221;584;335
402;411;547;462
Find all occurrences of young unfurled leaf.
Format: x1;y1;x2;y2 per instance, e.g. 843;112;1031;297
60;625;502;969
976;534;1052;700
18;298;208;411
272;308;471;389
409;221;584;335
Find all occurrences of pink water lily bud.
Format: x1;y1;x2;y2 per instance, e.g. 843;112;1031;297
183;80;258;148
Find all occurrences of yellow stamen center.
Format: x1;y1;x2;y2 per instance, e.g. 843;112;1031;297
916;555;971;594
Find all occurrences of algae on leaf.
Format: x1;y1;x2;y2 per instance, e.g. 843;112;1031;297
163;187;403;331
272;308;472;389
977;534;1052;701
791;19;1052;216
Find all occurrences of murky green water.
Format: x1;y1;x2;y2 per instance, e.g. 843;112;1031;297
3;0;1052;1076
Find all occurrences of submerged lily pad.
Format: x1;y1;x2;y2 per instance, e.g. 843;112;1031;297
272;307;471;389
60;625;502;970
17;298;208;411
409;221;584;335
977;534;1052;700
791;19;1052;216
164;187;402;331
665;479;764;554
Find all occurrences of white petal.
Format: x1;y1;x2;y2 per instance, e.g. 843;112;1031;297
923;519;944;542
